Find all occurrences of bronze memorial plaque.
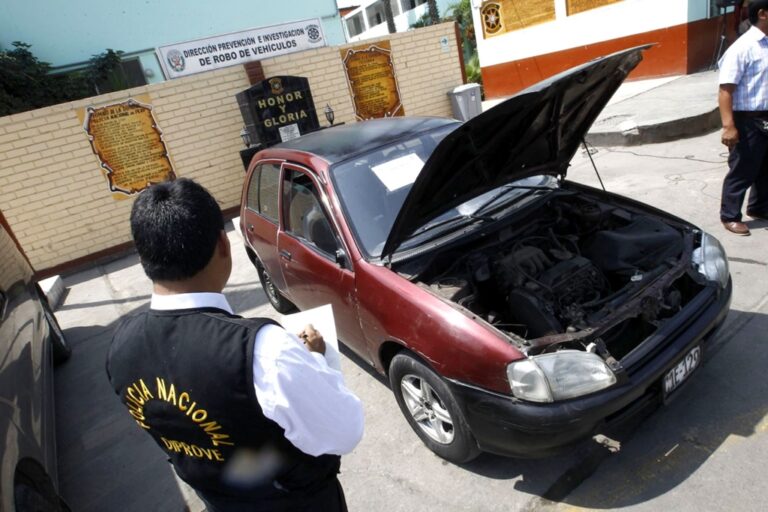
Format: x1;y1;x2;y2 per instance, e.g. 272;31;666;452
79;95;176;199
481;0;556;37
341;40;404;120
567;0;623;16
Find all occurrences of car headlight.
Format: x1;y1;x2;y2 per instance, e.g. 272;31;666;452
507;351;617;403
692;232;729;288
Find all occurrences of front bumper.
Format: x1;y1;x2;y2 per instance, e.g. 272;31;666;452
448;279;733;458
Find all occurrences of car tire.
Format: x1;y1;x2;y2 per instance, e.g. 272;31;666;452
255;262;296;314
389;352;481;464
41;297;71;366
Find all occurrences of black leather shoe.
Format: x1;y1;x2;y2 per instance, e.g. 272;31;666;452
722;221;750;235
746;210;768;221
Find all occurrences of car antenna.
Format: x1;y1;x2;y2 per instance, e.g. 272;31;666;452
582;138;606;192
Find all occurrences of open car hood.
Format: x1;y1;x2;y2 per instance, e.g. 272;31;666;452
381;45;649;260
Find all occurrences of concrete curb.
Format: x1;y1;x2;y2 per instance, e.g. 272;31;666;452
587;107;721;147
584;70;721;147
39;275;65;309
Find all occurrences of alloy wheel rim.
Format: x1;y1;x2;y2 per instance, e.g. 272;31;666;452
400;374;455;445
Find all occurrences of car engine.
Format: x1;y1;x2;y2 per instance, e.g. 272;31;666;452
408;192;700;351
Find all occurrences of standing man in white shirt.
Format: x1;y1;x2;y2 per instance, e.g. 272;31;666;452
718;0;768;236
107;178;364;511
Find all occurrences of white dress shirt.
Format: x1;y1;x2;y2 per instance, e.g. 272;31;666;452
719;25;768;111
150;293;364;457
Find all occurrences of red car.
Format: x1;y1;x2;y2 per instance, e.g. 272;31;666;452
239;47;731;463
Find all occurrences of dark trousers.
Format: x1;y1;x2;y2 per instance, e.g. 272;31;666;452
197;477;348;512
720;113;768;222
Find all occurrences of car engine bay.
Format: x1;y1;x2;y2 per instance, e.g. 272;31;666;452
400;191;707;359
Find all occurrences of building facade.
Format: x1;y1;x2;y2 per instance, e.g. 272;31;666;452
342;0;454;41
473;0;740;98
0;0;346;85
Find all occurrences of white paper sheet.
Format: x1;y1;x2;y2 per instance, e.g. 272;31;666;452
281;304;341;371
371;153;424;192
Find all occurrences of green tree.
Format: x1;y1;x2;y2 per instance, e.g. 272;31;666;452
0;42;130;116
411;0;442;28
445;1;482;91
446;0;476;55
87;49;128;94
409;0;481;88
0;42;92;116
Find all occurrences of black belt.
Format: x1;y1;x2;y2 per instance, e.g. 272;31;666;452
736;111;768;118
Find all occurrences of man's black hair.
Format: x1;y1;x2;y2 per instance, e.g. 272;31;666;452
130;178;224;281
749;0;768;23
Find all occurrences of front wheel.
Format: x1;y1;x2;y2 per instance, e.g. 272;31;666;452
389;353;480;464
255;263;296;314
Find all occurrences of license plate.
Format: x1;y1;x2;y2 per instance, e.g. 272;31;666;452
663;346;701;399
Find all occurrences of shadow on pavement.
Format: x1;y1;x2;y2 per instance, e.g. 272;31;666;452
547;309;768;509
55;285;765;511
445;308;760;510
339;307;768;508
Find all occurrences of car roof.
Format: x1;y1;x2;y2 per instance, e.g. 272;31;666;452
272;117;459;165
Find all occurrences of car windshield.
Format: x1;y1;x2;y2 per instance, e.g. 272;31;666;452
330;126;557;259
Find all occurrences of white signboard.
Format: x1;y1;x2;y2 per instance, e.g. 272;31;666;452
157;18;326;79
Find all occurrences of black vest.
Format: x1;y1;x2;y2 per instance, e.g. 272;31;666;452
107;307;341;502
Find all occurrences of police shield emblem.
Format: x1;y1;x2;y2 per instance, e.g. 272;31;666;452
269;78;284;96
167;50;185;72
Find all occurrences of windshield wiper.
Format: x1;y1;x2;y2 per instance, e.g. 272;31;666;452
409;185;551;239
410;212;484;237
471;184;552;217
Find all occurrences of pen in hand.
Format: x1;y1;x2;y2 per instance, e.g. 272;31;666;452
298;324;326;355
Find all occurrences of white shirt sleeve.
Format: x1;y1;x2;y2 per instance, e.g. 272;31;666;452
718;41;744;86
252;324;364;457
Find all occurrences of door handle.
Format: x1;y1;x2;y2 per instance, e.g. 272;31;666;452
247;224;254;232
279;250;292;261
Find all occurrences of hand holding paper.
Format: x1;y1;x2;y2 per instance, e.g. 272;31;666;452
281;304;342;371
298;324;325;355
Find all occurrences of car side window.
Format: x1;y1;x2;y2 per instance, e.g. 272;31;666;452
282;169;339;256
245;165;261;212
258;164;281;222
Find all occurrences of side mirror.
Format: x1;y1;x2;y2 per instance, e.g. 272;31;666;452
335;248;349;268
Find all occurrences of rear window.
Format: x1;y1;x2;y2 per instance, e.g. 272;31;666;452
245;163;281;222
259;164;281;222
245;166;261;211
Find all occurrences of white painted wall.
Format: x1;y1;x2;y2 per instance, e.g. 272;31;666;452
473;0;709;68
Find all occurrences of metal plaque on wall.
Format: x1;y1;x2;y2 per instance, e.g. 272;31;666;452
77;94;176;199
341;40;404;120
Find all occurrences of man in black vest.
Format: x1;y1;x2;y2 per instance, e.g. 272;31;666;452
107;178;364;511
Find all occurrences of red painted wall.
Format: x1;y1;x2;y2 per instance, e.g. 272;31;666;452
481;14;738;99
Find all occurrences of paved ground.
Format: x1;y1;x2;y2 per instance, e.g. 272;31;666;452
51;130;768;511
587;71;721;146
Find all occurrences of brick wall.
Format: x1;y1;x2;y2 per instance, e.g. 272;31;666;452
0;22;463;274
0;219;33;292
260;23;464;121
